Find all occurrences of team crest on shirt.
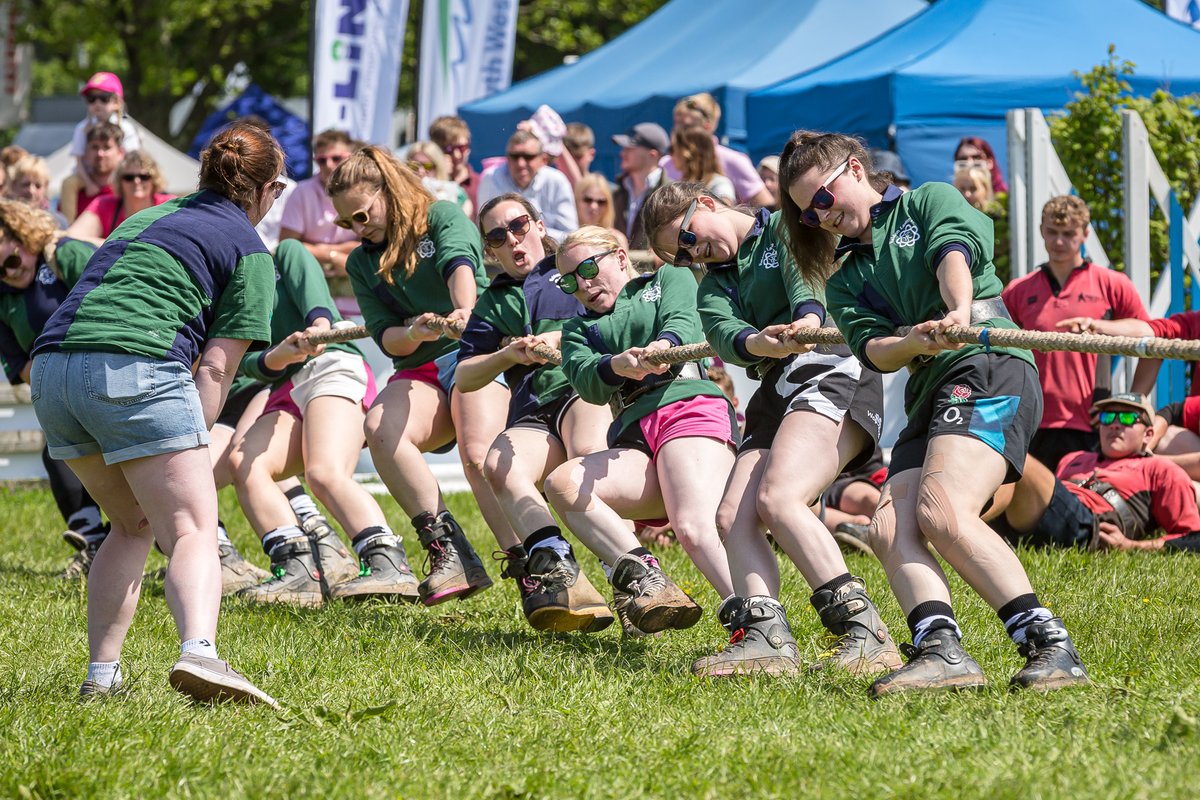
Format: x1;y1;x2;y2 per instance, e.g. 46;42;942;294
641;282;662;302
417;236;435;259
759;243;780;270
36;265;57;285
890;218;921;248
949;384;972;403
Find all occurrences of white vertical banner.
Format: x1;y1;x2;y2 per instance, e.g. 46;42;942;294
312;0;410;146
0;2;32;128
1165;0;1200;29
417;0;519;137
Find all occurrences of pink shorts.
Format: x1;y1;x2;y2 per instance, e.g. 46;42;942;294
389;360;441;391
262;361;378;421
636;394;737;458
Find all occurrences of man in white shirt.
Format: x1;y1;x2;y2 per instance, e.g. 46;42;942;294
476;130;578;241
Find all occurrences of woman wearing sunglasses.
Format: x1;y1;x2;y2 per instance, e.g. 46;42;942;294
779;130;1088;697
326;146;517;606
66;150;175;245
0;200;110;578
28;122;284;705
543;226;736;635
640;182;899;678
225;237;412;606
454;194;615;632
404;141;473;219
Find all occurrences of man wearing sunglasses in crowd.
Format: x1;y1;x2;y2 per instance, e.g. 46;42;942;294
476;130;578;243
279;129;362;274
985;393;1200;553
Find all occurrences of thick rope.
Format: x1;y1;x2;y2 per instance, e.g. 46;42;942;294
305;320;1200;365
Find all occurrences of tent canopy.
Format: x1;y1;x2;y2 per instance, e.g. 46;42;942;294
460;0;926;176
190;84;312;181
43;122;200;197
747;0;1200;185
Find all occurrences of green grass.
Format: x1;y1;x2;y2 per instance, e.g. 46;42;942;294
2;486;1199;799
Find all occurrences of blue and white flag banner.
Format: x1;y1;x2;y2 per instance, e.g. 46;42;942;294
313;0;410;146
417;0;519;138
1166;0;1200;29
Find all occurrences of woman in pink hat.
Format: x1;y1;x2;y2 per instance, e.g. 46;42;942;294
70;72;142;199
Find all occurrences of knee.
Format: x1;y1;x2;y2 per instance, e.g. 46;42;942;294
544;461;583;509
459;442;490;477
670;517;716;553
756;476;818;529
482;447;507;493
715;499;738;543
868;498;898;556
303;463;343;499
915;478;958;545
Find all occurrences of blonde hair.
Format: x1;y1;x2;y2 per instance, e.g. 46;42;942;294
953;165;993;210
407;141;450;180
326;145;433;283
114;150;166;196
574;174;615;229
0;200;60;258
8;155;51;190
676;93;721;129
558;225;636;278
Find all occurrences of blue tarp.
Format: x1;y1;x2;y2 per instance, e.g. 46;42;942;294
459;0;926;177
189;84;312;181
747;0;1200;186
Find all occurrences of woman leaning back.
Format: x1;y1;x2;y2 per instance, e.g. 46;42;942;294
326;146;518;605
642;182;900;677
455;193;614;632
543;225;736;635
778;131;1088;697
29;122;284;705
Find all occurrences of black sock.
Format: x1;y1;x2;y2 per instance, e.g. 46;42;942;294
411;512;436;533
998;593;1052;644
814;572;855;595
628;546;653;559
906;600;960;646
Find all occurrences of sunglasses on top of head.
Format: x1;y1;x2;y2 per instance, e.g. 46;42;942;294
334;189;380;229
558;249;615;294
800;158;851;228
1098;410;1147;427
483;215;532;248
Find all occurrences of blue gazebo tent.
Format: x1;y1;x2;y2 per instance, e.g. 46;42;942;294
190;84;312;181
746;0;1200;186
459;0;926;176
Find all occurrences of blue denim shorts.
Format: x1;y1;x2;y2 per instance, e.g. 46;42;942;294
31;351;209;464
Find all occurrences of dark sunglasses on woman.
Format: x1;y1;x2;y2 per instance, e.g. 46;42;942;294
558;249;614;294
800;159;850;227
483;215;531;248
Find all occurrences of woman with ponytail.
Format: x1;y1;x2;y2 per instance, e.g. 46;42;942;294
326;146;516;606
30;121;284;706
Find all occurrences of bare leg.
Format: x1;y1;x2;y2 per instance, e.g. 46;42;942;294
229;411;304;536
870;468;953;616
364;379;454;518
211;388;268;489
301;395;386;534
716;449;777;597
655;437;735;597
559;399;613;458
452;382;521;549
485;427;564;537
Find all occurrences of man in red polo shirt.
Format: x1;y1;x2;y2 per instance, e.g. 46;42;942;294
1003;196;1150;468
986;393;1200;553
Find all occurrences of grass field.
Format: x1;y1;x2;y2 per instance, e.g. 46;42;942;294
2;485;1199;799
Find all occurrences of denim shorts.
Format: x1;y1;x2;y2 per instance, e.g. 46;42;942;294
31;351;209;464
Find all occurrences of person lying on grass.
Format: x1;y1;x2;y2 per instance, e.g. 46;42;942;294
986;392;1200;553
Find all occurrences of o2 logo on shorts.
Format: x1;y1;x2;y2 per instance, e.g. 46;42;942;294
417;236;436;259
890;219;921;248
942;406;964;424
759;243;779;270
949;384;972;404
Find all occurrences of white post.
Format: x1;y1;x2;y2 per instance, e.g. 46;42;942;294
1007;109;1029;278
1123;110;1151;302
1025;109;1051;270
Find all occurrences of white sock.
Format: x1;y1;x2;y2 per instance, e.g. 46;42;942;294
287;491;320;524
528;536;572;560
86;661;121;688
216;521;232;545
600;560;613;579
181;637;219;660
261;525;304;557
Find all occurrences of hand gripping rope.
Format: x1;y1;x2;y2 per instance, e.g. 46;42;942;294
305;321;1200;366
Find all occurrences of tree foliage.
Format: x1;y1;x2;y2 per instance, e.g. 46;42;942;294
1049;48;1200;274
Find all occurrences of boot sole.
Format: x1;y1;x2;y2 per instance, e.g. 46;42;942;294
693;657;801;678
421;573;494;606
634;602;702;634
527;605;615;633
237;590;324;608
168;663;279;709
810;650;905;676
1010;673;1091;692
331;586;422;603
869;674;989;698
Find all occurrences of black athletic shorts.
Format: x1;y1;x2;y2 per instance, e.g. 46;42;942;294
214;382;267;430
739;345;883;472
991;478;1095;548
507;392;581;445
890;353;1042;484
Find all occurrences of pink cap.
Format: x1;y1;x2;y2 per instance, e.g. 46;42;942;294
81;72;123;99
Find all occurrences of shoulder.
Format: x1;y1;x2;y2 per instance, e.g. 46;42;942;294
427;201;476;234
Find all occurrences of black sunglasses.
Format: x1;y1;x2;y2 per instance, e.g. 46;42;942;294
483;215;532;248
507;152;540;163
801;159;850;227
673;199;699;267
121;173;152;183
1098;410;1147;427
558;249;614;294
85;92;116;104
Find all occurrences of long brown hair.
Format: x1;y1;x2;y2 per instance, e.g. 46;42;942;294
477;192;557;257
778;130;889;288
326;145;433;283
671;125;723;184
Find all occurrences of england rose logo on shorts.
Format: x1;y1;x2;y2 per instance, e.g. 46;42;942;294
949;384;972;403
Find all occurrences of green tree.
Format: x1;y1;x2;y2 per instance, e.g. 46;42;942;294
1049;48;1200;275
21;0;309;150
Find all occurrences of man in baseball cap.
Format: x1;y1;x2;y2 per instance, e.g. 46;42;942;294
611;123;669;250
985;392;1200;553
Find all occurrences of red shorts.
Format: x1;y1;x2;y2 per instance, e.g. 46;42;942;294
388;361;442;392
637;394;737;458
262;363;378;421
